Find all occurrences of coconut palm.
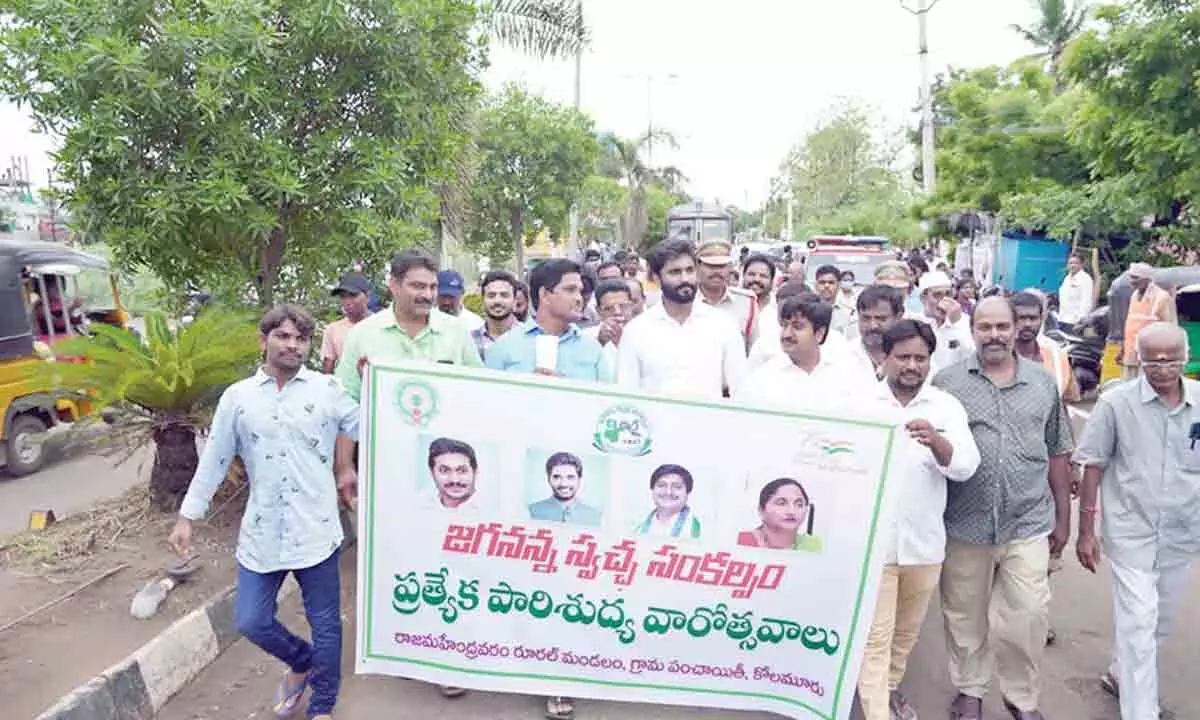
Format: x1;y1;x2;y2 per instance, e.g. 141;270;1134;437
439;0;589;246
1011;0;1089;75
599;130;680;249
34;309;261;512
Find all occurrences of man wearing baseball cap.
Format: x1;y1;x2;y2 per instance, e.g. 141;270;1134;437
321;272;375;374
437;269;484;332
695;238;758;353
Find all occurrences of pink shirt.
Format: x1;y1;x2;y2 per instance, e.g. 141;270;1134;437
320;317;356;368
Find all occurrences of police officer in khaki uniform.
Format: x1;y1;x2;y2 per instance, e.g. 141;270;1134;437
696;239;759;354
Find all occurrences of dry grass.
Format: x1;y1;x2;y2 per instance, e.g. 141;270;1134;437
0;460;248;573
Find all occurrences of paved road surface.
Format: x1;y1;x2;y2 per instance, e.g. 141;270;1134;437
0;428;149;537
158;402;1200;720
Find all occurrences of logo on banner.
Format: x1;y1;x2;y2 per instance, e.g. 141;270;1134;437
592;405;653;456
395;380;439;427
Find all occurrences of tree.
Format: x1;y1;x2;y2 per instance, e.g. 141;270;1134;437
1011;0;1090;75
481;0;589;59
597;131;683;249
575;175;629;245
466;85;598;268
36;310;261;511
0;0;484;307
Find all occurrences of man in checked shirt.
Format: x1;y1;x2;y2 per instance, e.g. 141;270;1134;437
932;296;1075;720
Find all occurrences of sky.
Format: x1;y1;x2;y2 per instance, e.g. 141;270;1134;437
0;0;1041;209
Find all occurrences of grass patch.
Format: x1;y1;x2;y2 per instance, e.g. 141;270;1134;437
0;484;153;570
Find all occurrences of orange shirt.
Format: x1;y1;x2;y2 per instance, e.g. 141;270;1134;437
1123;284;1172;362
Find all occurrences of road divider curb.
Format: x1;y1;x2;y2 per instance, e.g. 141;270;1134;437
35;577;299;720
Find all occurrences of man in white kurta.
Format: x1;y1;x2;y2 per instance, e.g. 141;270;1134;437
1074;323;1200;720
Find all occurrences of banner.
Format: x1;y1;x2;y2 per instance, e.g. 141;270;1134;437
356;363;897;720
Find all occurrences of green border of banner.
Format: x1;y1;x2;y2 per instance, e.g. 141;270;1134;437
359;364;896;720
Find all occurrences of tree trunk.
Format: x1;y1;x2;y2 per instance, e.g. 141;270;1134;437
510;206;525;274
256;210;291;307
150;426;200;513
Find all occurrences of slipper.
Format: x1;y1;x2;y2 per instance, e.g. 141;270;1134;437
949;692;982;720
1100;671;1119;698
272;672;309;718
546;696;575;720
439;685;467;698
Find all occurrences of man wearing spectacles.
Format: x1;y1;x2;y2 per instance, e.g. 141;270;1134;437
1074;322;1200;720
584;278;634;380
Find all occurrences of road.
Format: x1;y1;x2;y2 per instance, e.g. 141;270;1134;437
159;402;1200;720
0;427;149;537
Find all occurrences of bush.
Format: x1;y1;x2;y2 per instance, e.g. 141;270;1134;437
463;292;483;315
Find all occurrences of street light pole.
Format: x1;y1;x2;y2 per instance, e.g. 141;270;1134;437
567;0;584;257
901;0;941;195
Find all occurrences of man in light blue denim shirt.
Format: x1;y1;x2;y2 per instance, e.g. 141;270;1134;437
484;258;612;383
170;305;358;720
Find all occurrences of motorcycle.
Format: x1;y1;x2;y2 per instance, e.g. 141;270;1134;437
1044;305;1109;396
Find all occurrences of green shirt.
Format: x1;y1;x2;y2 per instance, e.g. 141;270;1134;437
335;307;483;401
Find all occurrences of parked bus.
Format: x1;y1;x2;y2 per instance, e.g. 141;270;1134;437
803;235;893;287
666;201;732;246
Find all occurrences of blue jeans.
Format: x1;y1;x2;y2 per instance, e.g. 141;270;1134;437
235;549;342;717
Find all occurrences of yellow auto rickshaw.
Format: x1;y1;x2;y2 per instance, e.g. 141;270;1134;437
1101;265;1200;386
0;238;128;475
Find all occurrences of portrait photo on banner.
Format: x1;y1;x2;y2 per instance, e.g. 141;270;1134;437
523;446;612;529
412;433;502;516
723;442;840;554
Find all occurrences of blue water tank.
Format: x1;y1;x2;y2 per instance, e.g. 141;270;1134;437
992;234;1069;293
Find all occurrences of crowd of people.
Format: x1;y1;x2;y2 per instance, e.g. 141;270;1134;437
166;236;1197;720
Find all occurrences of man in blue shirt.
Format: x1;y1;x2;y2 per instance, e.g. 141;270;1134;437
528;451;603;526
484;258;611;382
170;304;358;720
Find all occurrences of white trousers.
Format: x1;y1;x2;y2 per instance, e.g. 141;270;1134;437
1108;554;1195;720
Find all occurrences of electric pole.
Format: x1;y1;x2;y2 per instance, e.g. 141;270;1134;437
901;0;941;195
567;0;584;256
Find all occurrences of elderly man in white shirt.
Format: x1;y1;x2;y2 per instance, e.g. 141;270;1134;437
910;270;974;369
736;291;862;408
618;238;748;399
1056;252;1095;328
857;318;980;720
1074;323;1200;720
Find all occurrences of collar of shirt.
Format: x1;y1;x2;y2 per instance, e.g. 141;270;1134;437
644;300;715;327
373;306;453;338
871;376;940;408
963;352;1037;386
1138;374;1199;408
253;365;316;387
472;317;515;341
521;320;582;341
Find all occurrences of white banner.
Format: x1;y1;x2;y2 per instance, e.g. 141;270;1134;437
355;363;897;720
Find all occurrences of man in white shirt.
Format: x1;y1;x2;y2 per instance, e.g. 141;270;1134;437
911;270;974;369
857;319;980;720
846;284;908;383
749;280;856;371
584;278;633;381
736;291;861;408
1056;252;1094;328
617;238;748;399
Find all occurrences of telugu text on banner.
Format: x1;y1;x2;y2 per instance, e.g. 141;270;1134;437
355;363;896;720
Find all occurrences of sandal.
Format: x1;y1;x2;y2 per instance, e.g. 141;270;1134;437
949;692;983;720
546;695;575;720
1099;671;1119;698
272;672;309;718
439;685;467;698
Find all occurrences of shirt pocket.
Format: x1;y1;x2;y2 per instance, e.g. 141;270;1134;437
1173;428;1200;472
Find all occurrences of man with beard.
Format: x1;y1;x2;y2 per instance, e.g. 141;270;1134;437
847;285;910;382
618;238;747;398
741;252;777;316
932;296;1074;720
470;270;519;359
335;249;482;403
913;271;975;370
513;280;530;322
528;451;602;526
321;272;375;373
485;258;609;381
858;319;979;720
736;291;861;408
170;305;359;720
696;238;759;351
1012;291;1078;402
615;250;641;279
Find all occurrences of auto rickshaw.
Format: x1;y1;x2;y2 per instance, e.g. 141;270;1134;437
0;238;128;475
1101;265;1200;386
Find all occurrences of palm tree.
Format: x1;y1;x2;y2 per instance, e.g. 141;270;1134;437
439;0;589;250
1011;0;1089;75
599;130;679;248
35;309;262;512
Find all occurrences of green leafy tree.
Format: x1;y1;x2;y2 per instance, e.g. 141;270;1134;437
576;175;629;245
36;309;261;511
466;85;598;268
597;131;682;249
1011;0;1090;75
0;0;484;308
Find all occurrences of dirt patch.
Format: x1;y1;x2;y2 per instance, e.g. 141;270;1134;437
0;481;245;720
